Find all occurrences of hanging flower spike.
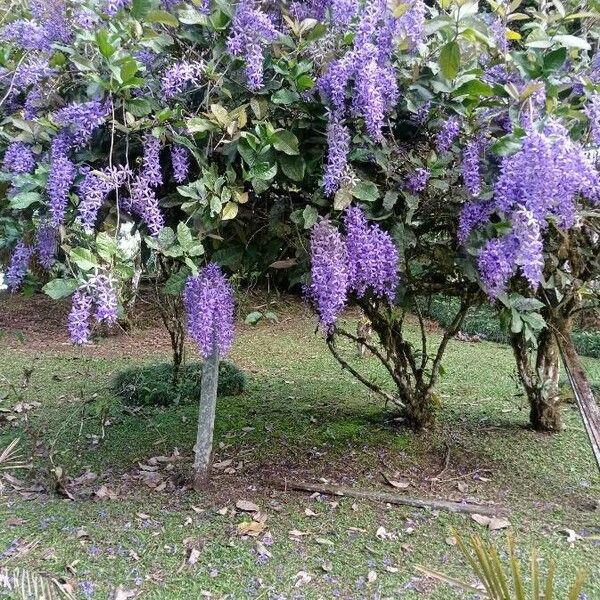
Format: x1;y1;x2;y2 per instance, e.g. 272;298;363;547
160;60;204;100
585;93;600;146
405;167;430;193
184;263;235;358
68;289;93;345
47;133;77;227
92;274;118;325
308;218;349;330
226;0;279;90
343;206;398;303
141;134;163;188
36;223;57;270
171;145;190;183
2;142;35;174
5;241;34;292
435;116;461;153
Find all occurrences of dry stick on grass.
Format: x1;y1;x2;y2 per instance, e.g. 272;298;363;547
271;479;507;516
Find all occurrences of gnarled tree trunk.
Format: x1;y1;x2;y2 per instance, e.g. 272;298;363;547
510;310;570;432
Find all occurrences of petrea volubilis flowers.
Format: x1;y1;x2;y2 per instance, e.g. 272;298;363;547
461;134;487;197
54;101;109;148
141;134;163;188
161;61;204;99
435;117;461;153
5;241;33;292
343;206;398;302
104;0;131;17
226;0;279;90
171;145;190;183
68;289;93;345
36;223;57;269
2;142;35;174
184;263;235;358
309;218;349;330
323;117;350;195
405;168;430;193
48;135;77;226
92;275;118;325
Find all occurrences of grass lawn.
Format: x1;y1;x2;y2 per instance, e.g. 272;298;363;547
0;298;599;599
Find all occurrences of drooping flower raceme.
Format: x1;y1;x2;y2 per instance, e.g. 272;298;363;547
5;241;33;292
141;134;163;188
2;142;35;174
171;145;190;183
54;100;109;148
77;165;132;232
323;116;351;195
47;134;77;226
463;118;600;297
226;0;279;90
36;223;57;269
91;275;118;325
129;175;165;236
461;134;487;197
308;218;349;330
161;60;204;100
435;117;461;153
68;289;93;345
405;168;430;193
184;263;235;358
343;206;398;302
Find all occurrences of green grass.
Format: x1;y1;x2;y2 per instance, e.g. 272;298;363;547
0;308;599;599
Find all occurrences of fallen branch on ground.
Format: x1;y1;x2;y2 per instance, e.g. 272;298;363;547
270;478;507;516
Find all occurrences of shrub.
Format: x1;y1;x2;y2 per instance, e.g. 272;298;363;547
112;361;246;407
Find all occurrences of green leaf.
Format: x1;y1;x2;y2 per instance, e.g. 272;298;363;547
177;222;193;250
221;201;239;220
439;41;461;80
296;74;314;92
334;187;353;211
303;205;319;229
452;79;494;98
245;311;263;325
9;191;42;209
43;278;78;300
96;29;116;59
70;247;99;271
352;181;379;202
251;162;277;181
164;269;189;295
543;47;567;72
131;0;153;18
120;58;139;83
271;89;300;105
146;9;179;27
96;232;118;262
158;227;176;249
272;130;300;155
178;5;208;24
279;155;305;181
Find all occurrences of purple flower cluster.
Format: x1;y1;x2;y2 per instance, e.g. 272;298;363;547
464;119;600;297
161;61;204;100
104;0;131;17
2;142;35;174
67;276;119;344
48;135;77;226
54;101;109;149
323;116;351;195
36;223;57;269
5;241;33;292
226;0;279;90
435;117;461;153
308;206;398;328
91;275;118;325
184;263;235;358
77;165;132;232
68;290;93;345
141;135;163;188
308;218;349;330
129;175;165;236
585;94;600;146
461;134;487;197
12;57;56;91
405;167;430;193
344;206;398;302
317;0;425;192
171;145;190;183
0;20;49;51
